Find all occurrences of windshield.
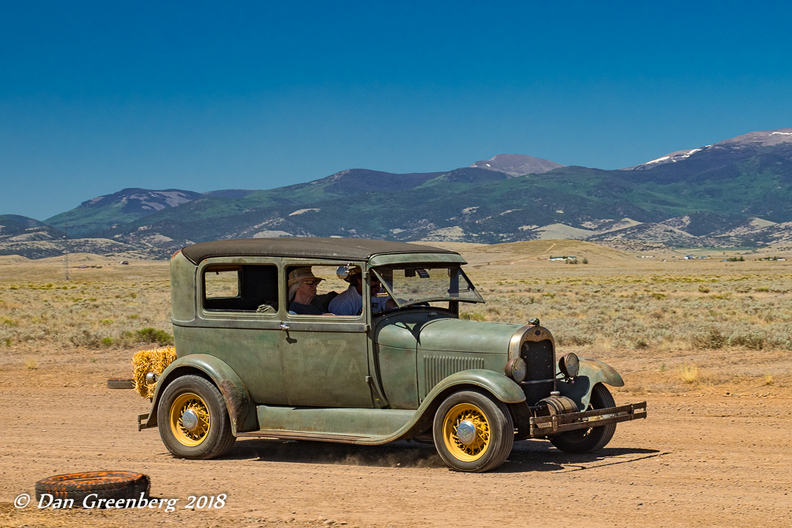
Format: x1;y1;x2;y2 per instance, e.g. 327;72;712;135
372;265;484;308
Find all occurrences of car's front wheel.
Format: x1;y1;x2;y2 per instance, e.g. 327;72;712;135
432;391;514;472
157;375;236;459
550;383;617;454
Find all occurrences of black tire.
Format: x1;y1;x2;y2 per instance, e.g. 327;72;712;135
550;383;617;454
35;471;150;507
157;375;236;459
432;391;514;472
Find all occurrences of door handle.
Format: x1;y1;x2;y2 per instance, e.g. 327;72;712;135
279;322;289;331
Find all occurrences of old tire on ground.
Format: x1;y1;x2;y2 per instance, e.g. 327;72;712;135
157;374;236;459
432;390;514;472
550;383;617;454
35;471;150;506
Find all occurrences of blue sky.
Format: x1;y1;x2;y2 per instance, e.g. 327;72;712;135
2;1;791;221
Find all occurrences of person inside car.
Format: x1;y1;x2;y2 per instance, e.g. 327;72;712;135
329;267;396;315
287;267;330;315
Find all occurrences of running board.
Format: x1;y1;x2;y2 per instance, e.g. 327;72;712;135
240;405;417;445
237;430;371;444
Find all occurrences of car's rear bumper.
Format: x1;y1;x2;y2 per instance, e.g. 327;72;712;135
528;401;647;437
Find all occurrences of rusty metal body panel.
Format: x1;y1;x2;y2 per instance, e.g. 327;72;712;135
140;354;256;435
170;251;196;324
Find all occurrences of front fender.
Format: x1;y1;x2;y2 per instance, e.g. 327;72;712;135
424;369;527;405
386;369;526;442
556;357;624;410
143;354;256;435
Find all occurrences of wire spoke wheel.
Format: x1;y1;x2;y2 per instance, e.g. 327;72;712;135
442;403;491;461
433;391;513;472
157;375;236;459
169;392;211;446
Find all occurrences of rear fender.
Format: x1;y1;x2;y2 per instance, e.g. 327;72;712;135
143;354;257;435
556;358;624;411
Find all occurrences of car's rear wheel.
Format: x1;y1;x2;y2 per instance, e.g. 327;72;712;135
550;383;617;454
157;375;236;459
432;391;514;472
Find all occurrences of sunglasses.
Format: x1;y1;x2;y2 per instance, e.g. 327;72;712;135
302;279;320;286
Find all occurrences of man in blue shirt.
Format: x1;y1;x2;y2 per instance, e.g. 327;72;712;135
329;268;395;315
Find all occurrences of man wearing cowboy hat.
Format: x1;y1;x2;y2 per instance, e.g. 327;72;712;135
287;267;329;315
329;266;395;316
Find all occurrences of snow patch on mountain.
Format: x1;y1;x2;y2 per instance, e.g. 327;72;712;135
625;148;708;170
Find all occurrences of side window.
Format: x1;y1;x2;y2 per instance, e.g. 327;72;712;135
285;264;353;316
205;269;240;300
203;265;279;314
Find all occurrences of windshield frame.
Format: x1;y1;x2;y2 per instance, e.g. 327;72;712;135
371;265;485;309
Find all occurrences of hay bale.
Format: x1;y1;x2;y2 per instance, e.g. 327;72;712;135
132;346;177;399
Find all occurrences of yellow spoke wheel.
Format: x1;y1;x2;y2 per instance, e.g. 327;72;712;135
441;403;491;461
157;375;236;459
169;392;211;446
433;390;514;472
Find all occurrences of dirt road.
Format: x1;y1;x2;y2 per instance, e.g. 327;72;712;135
1;349;790;528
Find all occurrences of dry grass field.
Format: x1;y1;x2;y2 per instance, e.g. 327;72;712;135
1;240;790;398
0;254;173;362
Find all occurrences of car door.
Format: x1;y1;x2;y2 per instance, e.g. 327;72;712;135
279;260;373;408
196;258;288;405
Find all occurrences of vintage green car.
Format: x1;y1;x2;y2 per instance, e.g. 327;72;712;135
137;238;646;472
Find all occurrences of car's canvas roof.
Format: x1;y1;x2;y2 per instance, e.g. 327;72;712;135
180;237;461;264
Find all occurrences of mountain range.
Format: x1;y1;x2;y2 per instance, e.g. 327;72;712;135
3;129;792;259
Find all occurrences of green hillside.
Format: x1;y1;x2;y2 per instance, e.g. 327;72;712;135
91;140;792;250
14;129;792;258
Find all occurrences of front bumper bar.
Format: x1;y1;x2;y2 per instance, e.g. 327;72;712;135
528;401;647;437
